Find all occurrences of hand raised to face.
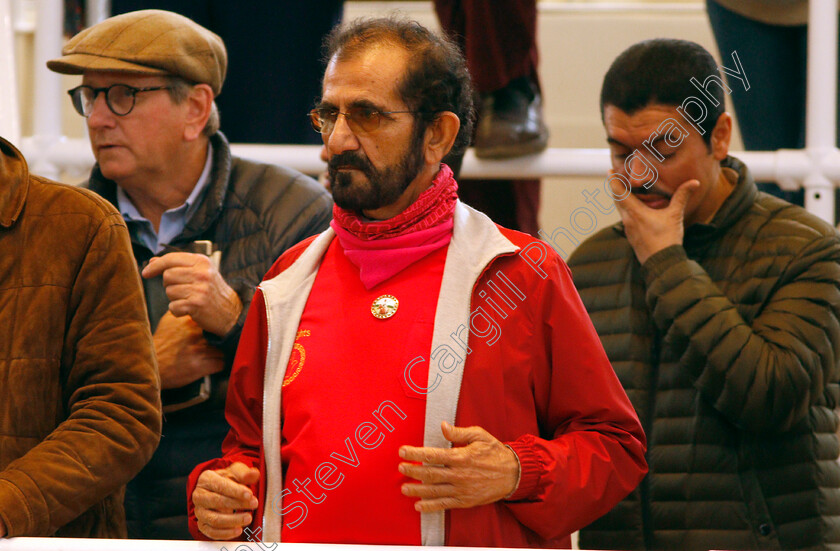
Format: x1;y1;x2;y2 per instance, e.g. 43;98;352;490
610;176;700;265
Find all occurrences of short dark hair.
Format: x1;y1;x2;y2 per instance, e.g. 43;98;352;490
323;16;475;157
600;38;725;145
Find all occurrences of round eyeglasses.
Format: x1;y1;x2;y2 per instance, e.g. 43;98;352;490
68;84;172;117
309;106;417;135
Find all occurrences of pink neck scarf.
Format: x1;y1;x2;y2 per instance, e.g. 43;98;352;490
331;164;457;289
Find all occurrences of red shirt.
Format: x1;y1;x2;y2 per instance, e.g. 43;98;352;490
280;239;446;543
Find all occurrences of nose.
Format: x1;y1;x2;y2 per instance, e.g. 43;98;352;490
86;91;116;129
325;112;360;156
624;151;658;188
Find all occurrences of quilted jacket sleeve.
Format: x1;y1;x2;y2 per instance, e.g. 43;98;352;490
642;233;840;433
0;209;161;536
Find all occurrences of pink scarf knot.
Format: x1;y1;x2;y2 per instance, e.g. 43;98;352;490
331;164;458;289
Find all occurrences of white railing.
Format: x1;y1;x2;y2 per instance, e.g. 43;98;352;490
0;539;508;551
18;139;840;192
3;1;839;223
0;538;229;550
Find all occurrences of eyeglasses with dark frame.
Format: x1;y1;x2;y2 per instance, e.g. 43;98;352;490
67;84;173;117
308;106;418;135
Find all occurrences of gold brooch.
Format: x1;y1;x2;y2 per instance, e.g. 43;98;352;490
371;295;399;319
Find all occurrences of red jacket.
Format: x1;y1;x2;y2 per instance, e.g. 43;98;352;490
188;202;647;547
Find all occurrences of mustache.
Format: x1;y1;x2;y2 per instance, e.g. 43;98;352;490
328;151;373;173
631;186;671;199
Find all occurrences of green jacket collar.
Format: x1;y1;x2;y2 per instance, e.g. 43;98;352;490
683;155;757;250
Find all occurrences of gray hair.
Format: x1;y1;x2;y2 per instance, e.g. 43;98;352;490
165;75;221;137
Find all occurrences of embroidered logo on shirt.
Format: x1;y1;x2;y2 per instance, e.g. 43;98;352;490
283;330;310;388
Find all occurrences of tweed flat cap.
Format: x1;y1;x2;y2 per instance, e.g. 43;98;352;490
47;9;227;95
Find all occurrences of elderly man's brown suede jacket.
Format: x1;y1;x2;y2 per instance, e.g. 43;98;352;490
0;136;161;537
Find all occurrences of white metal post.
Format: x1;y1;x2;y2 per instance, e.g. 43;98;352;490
27;0;64;179
804;0;839;223
0;0;20;144
85;0;110;27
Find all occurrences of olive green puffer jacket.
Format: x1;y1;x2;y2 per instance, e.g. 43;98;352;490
570;156;840;551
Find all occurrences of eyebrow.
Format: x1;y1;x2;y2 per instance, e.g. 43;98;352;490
647;136;667;148
607;135;670;150
606;137;630;149
316;98;389;112
350;99;385;111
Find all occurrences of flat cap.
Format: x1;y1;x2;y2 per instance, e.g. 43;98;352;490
47;9;227;95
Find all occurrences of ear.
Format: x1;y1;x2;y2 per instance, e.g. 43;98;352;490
423;111;461;165
709;112;732;161
183;83;214;142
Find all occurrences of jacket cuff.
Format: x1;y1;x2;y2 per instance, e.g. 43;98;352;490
188;456;256;542
0;478;32;536
204;321;243;365
640;244;688;285
503;437;545;502
204;277;253;363
502;444;521;499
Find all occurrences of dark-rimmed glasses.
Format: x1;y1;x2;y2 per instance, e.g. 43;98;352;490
309;106;417;135
68;84;172;117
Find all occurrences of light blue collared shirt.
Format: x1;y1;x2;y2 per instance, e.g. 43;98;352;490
118;143;214;253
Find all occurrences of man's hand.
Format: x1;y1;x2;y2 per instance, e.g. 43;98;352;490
141;252;242;336
611;178;700;265
193;462;260;541
398;421;520;512
153;311;225;389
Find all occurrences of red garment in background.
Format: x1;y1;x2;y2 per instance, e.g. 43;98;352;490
433;0;538;94
433;0;542;238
